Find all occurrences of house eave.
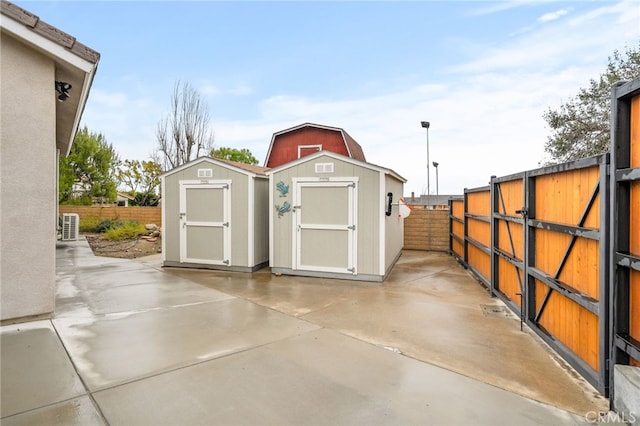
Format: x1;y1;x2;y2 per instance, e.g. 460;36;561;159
1;0;100;157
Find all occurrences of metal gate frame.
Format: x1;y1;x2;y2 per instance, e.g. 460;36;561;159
609;78;640;400
451;77;640;399
498;156;610;395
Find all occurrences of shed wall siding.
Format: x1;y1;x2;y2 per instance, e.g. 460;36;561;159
271;155;382;276
253;177;270;265
384;174;405;272
163;161;251;267
1;35;56;321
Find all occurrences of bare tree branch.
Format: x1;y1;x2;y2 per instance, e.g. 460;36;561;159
155;80;214;171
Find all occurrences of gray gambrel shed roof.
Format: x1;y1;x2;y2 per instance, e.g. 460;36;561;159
161;156;270;178
1;0;100;156
265;150;406;183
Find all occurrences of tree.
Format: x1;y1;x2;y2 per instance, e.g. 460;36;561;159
543;42;640;164
153;81;214;171
210;147;259;165
59;127;120;204
116;160;163;206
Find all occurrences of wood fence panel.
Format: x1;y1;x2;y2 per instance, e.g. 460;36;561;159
465;188;491;286
403;209;450;252
449;199;465;260
530;161;605;381
467;190;490;217
467;244;490;281
493;176;525;307
59;206;162;227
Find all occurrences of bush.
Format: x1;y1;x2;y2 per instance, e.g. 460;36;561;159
96;218;123;233
79;214;102;233
103;221;147;241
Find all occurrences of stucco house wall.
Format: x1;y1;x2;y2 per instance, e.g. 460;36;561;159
1;33;58;320
0;0;100;322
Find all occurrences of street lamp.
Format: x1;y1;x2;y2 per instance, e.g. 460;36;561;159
432;161;439;196
420;121;430;205
421;121;431;251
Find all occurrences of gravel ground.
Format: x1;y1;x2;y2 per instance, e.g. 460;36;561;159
84;233;161;259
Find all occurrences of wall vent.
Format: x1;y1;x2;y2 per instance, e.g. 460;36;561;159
62;213;79;241
197;168;213;178
315;163;334;173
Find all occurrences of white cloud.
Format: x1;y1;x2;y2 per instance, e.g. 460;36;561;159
469;0;541;17
537;8;570;22
77;1;639;198
199;83;220;97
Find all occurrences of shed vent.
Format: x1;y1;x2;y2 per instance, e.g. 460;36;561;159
198;168;213;178
62;213;79;241
315;163;334;173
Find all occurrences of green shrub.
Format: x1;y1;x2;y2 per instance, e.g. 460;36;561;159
103;221;146;241
79;214;102;233
96;218;123;233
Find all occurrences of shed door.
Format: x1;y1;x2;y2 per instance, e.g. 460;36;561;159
293;180;357;274
179;181;230;265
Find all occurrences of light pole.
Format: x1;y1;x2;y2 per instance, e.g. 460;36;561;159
421;121;431;251
420;121;430;206
432;161;439;196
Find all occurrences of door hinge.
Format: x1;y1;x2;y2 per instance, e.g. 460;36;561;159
223;259;229;265
347;225;356;230
515;207;529;217
223;183;229;189
223;222;229;227
347;267;356;273
348;182;356;188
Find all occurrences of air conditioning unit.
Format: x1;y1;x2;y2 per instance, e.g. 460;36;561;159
62;213;79;241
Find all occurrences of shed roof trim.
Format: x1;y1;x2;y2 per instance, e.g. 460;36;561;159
265;150;406;183
161;156;270;178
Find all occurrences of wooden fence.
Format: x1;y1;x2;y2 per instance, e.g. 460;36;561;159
59;205;162;227
403;208;449;251
449;78;640;399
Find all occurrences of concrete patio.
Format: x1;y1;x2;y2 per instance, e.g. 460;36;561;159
0;237;611;425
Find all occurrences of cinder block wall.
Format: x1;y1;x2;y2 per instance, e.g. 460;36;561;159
403;208;449;252
59;206;162;227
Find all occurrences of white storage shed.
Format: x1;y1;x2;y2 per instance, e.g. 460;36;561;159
161;157;270;272
266;151;406;282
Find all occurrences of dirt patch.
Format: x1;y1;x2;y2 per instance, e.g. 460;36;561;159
84;233;161;259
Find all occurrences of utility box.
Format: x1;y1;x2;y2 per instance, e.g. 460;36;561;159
61;213;79;241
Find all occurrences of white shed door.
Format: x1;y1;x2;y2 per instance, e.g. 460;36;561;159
179;181;230;265
293;180;357;274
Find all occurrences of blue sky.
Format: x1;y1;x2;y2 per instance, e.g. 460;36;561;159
15;0;640;195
